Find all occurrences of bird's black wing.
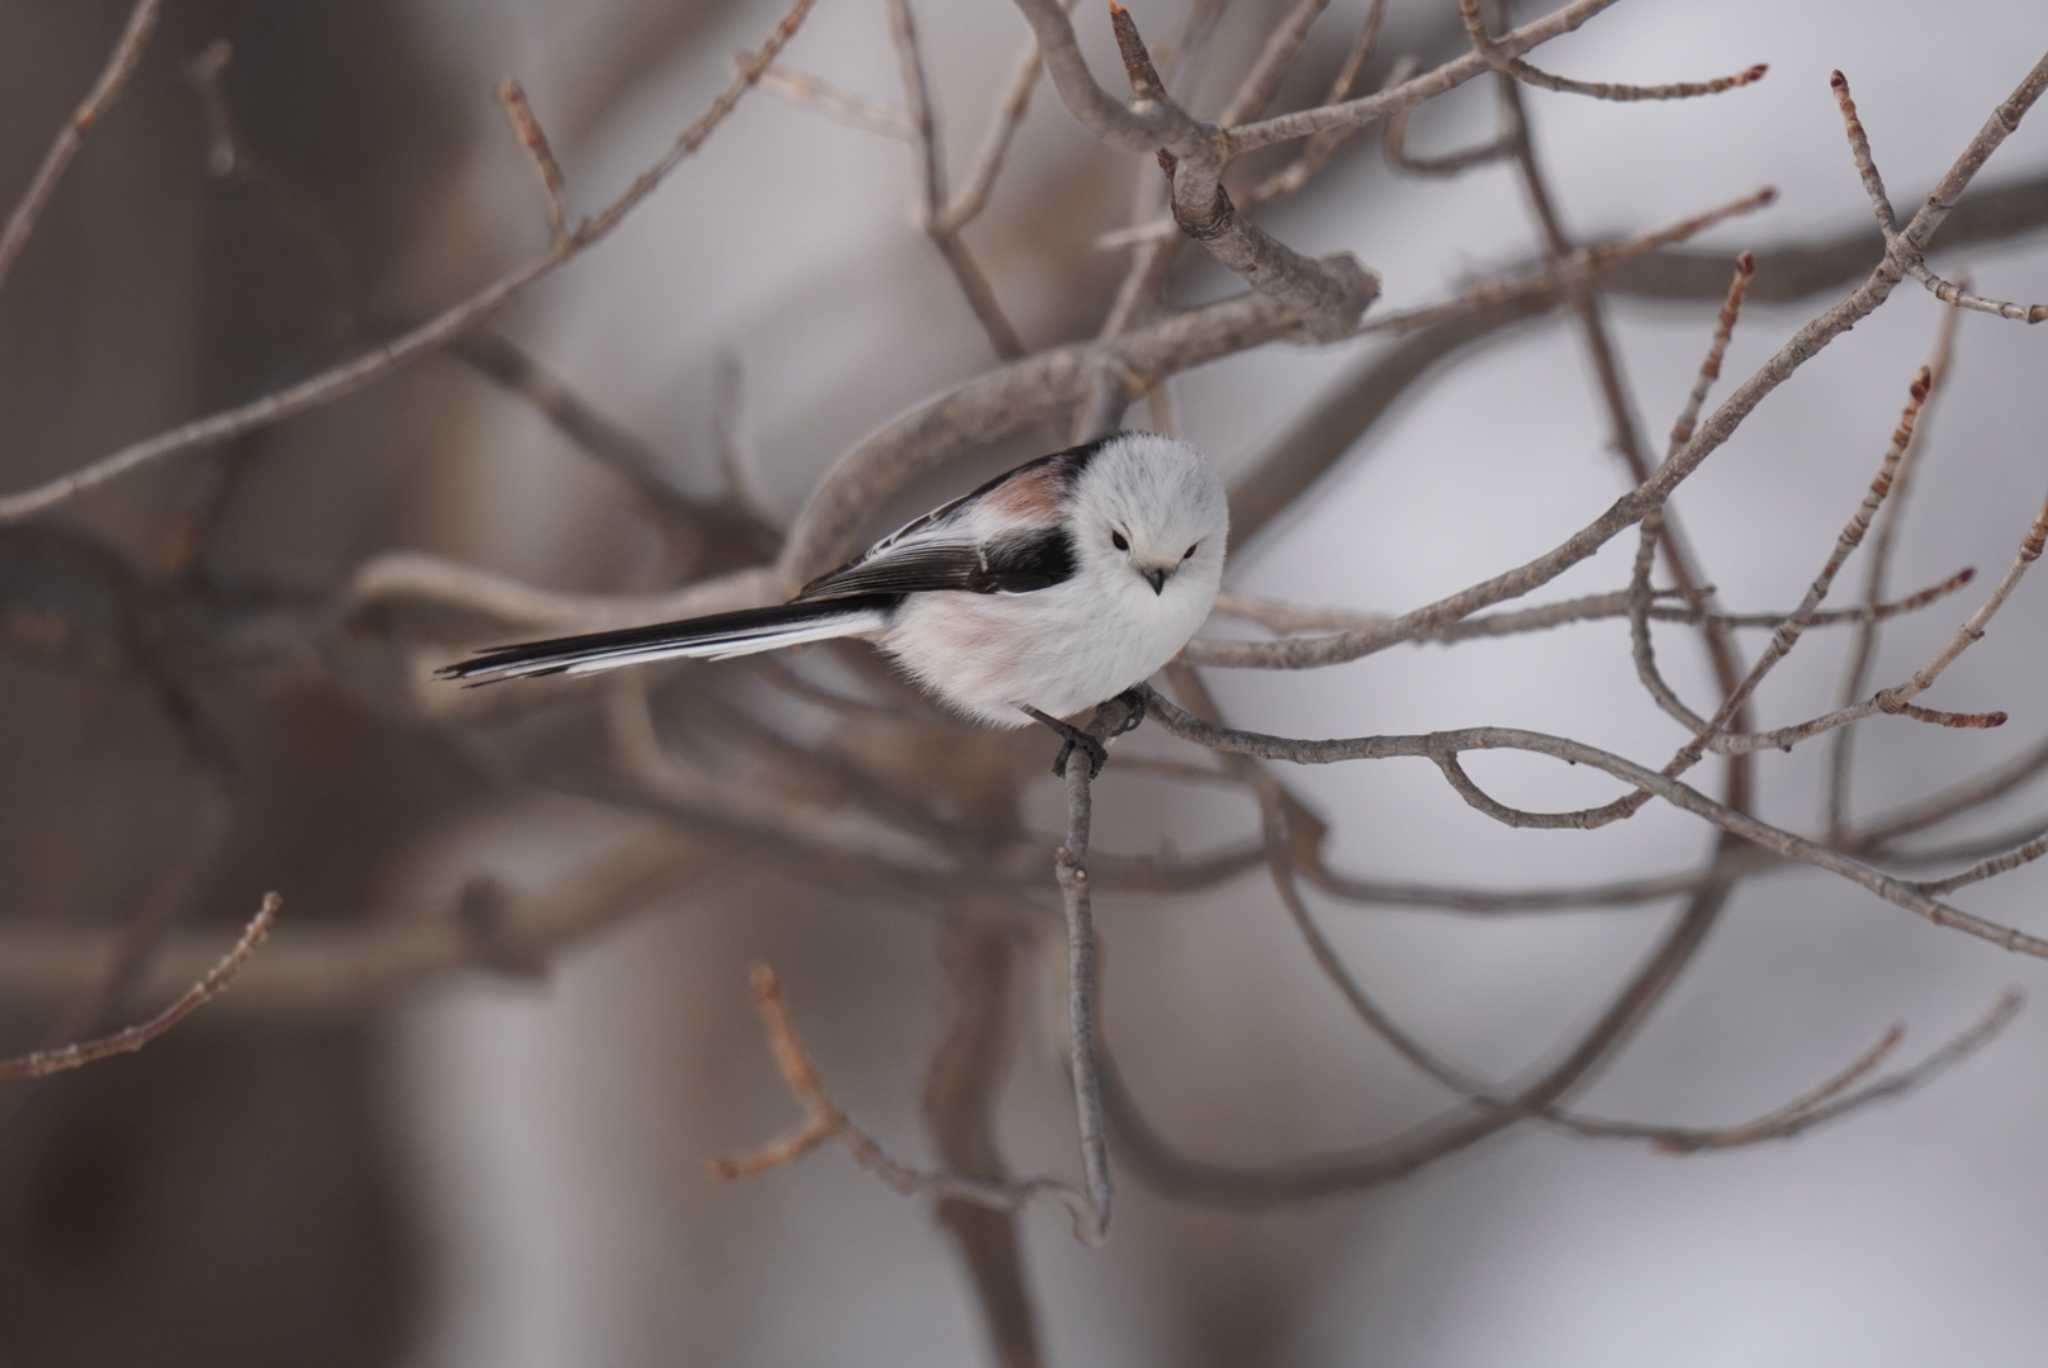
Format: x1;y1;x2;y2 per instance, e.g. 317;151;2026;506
795;528;1077;601
810;434;1115;592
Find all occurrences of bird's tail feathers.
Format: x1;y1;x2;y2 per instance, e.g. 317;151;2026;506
436;598;888;685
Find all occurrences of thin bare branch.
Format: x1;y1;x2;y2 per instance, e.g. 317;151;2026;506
445;331;716;539
1016;0;1378;341
888;0;1028;359
1216;0;1331;127
1212;567;1975;644
1460;0;1765;104
1142;689;2048;958
1629;253;1756;729
0;893;278;1082
1827;300;1966;835
710;963;1103;1240
1269;791;2014;1153
1097;2;1392;250
0;0;161;295
1832;68;2048;323
1047;694;1145;1245
737;53;914;141
921;921;1044;1367
1355;186;1776;338
1188;52;2048;670
496;79;568;244
1383;84;1518;178
942;0;1075;230
0;0;820;523
1223;0;1632;156
1911;834;2048;897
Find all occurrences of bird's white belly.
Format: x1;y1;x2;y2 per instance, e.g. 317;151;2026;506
881;585;1204;727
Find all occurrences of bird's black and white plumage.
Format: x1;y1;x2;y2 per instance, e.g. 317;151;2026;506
438;431;1228;733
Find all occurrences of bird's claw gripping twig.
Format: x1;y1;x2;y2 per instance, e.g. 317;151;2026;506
1023;705;1110;780
1109;687;1148;739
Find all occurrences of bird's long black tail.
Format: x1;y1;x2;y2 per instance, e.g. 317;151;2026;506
435;595;892;685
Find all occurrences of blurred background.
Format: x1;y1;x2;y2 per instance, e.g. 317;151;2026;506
3;1;2046;1364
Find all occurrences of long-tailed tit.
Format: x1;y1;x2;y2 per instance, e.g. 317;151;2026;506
437;431;1228;775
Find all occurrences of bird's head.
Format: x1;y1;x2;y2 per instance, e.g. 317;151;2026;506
1070;432;1228;603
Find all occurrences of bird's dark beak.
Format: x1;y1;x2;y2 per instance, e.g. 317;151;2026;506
1144;568;1167;595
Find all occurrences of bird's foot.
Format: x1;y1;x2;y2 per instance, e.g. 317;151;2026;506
1109;687;1148;739
1022;706;1109;780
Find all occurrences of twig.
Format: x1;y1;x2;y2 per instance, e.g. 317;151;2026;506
1670;362;1937;763
1222;0;1634;156
496;80;568;244
445;331;718;539
1016;0;1378;341
1096;2;1391;250
1185;53;2048;670
1591;992;2023;1153
1911;834;2048;897
182;39;358;346
1832;69;2048;324
1048;694;1143;1245
941;0;1076;231
1355;186;1776;337
780;283;1318;584
1826;299;1966;837
710;350;775;526
710;962;1105;1242
736;53;914;141
1211;567;1975;643
1460;0;1765;104
1688;491;2048;759
0;893;278;1082
0;0;820;523
0;0;161;295
1383;74;1519;178
1265;789;2015;1154
1141;689;2048;958
886;0;1028;358
920;920;1044;1367
1627;253;1755;732
1098;671;1731;1204
1215;0;1331;128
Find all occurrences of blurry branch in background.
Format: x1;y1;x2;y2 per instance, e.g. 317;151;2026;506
1254;752;2021;1156
741;53;916;141
1380;56;1516;176
0;0;822;522
1350;185;1777;337
717;696;1137;1247
711;962;1108;1243
884;0;1029;357
0;894;278;1083
0;0;161;294
496;79;569;245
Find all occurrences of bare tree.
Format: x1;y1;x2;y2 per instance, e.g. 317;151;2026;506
5;0;2048;1363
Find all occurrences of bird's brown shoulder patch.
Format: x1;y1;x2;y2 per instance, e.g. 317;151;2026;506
983;463;1064;521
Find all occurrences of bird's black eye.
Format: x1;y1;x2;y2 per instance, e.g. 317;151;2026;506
1111;529;1129;551
1184;543;1199;560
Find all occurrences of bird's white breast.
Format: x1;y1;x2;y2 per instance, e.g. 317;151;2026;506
880;571;1216;727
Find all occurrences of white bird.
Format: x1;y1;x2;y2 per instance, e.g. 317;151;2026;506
437;431;1229;775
